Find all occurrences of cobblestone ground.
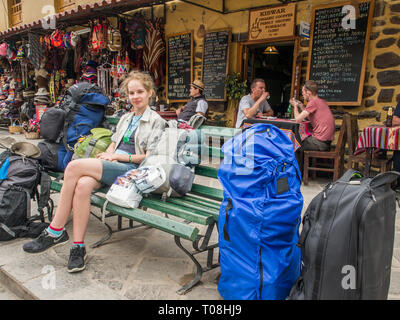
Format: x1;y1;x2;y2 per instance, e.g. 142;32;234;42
0;283;20;300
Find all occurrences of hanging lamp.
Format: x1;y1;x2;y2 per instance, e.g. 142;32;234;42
263;45;279;54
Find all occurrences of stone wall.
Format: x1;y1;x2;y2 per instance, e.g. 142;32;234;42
297;0;400;131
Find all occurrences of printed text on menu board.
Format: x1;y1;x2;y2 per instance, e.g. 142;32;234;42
308;1;371;104
167;32;192;101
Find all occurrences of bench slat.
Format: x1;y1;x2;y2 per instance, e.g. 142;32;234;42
165;198;219;221
181;195;221;211
50;180;199;241
141;197;213;225
195;165;219;179
90;195;199;241
190;184;223;202
208;147;224;159
200;125;240;138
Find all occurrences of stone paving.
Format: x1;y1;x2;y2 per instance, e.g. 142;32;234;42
0;130;399;300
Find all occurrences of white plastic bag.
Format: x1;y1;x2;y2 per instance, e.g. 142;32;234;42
105;166;166;208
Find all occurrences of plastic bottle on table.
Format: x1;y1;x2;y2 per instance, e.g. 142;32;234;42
386;106;393;127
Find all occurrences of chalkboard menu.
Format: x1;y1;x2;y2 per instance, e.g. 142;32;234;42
307;0;373;105
202;29;231;101
167;31;193;102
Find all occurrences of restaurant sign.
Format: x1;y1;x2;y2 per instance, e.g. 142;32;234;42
249;3;296;41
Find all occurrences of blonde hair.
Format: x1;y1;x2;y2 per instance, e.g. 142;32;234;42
120;71;155;100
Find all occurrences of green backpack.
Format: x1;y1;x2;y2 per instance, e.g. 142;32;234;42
74;128;112;159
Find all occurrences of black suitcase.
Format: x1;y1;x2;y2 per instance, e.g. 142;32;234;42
289;169;399;300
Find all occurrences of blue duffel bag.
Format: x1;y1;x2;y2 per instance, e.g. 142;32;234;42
217;123;303;300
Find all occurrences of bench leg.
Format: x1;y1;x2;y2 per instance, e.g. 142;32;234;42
90;212;113;248
174;235;203;295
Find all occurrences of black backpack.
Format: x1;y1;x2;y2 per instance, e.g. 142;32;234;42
39;82;104;143
38;82;109;172
288;169;399;300
0;151;53;241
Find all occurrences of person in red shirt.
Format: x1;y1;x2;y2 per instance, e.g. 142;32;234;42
290;80;335;173
291;80;335;151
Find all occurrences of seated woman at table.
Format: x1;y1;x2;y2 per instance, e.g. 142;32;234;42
22;71;166;273
391;101;400;191
290;80;335;152
235;78;274;128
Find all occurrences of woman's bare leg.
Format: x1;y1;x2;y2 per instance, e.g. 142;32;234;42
50;158;103;229
71;176;101;242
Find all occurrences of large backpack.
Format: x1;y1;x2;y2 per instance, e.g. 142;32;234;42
217;123;303;300
288;169;399;300
139;127;206;198
0;151;52;241
38;82;109;171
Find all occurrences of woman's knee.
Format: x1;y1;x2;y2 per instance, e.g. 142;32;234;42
64;159;83;179
74;176;97;196
64;159;95;179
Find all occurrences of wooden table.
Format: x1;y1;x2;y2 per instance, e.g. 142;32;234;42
354;125;398;175
242;118;311;151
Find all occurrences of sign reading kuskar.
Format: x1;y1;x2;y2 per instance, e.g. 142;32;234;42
249;3;296;41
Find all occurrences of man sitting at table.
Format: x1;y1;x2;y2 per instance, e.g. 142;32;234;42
235;78;274;128
290;80;335;152
391;101;400;191
176;80;208;122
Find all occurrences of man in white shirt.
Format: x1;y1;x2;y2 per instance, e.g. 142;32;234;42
235;78;273;128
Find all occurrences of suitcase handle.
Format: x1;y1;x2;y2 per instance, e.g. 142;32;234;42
369;171;400;188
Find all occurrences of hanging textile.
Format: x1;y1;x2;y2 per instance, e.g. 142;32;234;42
143;18;165;86
97;65;112;98
127;13;146;50
28;33;43;70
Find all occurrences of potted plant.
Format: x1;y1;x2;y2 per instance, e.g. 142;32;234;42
224;72;247;127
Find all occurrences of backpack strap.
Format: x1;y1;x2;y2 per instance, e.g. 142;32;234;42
61;101;79;151
0;222;17;238
83;137;98;158
37;171;52;222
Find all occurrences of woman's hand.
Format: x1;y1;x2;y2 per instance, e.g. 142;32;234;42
97;152;118;162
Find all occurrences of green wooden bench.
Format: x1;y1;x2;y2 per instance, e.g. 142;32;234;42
47;125;239;294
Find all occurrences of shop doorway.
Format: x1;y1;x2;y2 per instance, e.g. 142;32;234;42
244;41;295;117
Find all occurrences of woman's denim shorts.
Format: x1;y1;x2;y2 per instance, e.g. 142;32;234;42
100;160;138;186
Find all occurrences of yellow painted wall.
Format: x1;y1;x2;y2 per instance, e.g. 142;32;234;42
1;0;398;131
21;0;55;24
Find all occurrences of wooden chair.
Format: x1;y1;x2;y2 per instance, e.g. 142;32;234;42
344;113;392;173
303;119;347;185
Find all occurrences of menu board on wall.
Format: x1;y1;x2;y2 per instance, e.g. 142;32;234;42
167;31;193;102
202;29;231;101
307;0;374;105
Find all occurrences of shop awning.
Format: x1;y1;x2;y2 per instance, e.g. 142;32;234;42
0;0;166;40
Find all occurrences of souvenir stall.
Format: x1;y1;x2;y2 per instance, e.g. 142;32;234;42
0;43;36;134
0;11;167;137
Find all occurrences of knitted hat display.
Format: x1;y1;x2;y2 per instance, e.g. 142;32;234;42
81;65;97;84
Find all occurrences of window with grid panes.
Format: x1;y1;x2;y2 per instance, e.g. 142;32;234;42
9;0;22;27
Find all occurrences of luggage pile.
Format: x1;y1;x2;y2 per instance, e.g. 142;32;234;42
0;140;52;241
38;82;110;172
217;123;399;300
